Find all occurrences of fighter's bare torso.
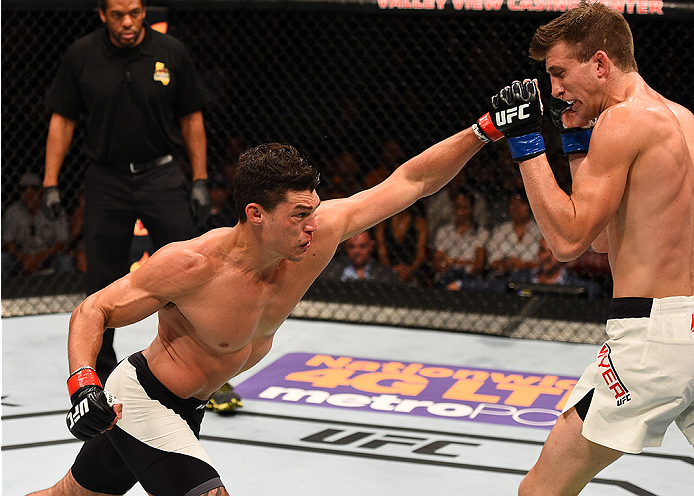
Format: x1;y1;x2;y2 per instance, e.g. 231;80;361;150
141;203;345;401
67;127;485;404
541;44;694;300
594;80;694;298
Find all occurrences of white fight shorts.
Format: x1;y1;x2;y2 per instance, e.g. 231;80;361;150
564;296;694;453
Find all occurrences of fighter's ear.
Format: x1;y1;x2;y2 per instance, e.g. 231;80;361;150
246;204;263;225
594;50;609;79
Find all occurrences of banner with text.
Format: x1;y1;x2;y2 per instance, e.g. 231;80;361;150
235;353;579;429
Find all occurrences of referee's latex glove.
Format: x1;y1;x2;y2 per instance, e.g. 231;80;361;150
189;179;211;227
41;186;63;221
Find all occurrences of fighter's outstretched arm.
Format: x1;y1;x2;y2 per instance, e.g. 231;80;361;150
326;126;486;242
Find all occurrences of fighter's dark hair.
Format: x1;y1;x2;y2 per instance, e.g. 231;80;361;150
234;143;321;223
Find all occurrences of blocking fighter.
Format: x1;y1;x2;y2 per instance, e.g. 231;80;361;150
474;2;694;494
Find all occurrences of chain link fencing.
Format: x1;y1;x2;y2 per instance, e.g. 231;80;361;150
2;1;693;343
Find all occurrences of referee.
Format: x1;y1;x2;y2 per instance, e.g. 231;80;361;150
42;0;211;385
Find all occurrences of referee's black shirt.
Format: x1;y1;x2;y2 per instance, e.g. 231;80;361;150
46;25;208;166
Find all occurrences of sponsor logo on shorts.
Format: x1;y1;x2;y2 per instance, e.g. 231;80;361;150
597;344;631;407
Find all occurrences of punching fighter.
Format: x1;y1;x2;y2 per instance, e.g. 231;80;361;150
30;117;499;494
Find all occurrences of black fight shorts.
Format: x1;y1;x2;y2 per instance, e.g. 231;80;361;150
71;352;223;495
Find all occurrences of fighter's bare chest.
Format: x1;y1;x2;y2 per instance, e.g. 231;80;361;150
172;273;304;346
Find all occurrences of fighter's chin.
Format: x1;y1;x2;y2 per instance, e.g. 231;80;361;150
287;246;310;262
571;101;595;121
287;253;307;263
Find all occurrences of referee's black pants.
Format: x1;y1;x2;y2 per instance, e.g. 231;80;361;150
84;161;196;383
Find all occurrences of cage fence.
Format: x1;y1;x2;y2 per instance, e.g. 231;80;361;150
2;1;693;343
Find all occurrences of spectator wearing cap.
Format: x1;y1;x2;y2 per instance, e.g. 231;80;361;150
196;170;239;235
2;173;74;276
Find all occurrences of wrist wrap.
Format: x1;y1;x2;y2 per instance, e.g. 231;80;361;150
560;128;592;155
507;133;546;162
473;112;504;143
67;366;101;398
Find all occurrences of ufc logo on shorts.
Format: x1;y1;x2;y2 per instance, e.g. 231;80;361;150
597;344;631;406
494;104;531;126
67;398;89;429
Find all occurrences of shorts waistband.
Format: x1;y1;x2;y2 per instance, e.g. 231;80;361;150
608;297;653;319
97;154;174;174
127;351;208;409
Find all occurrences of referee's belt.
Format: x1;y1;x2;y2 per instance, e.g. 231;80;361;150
104;154;174;174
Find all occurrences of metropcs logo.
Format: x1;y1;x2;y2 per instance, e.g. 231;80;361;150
494;104;531;126
235;353;579;429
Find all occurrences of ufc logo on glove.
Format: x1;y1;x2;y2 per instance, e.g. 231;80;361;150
494;103;532;126
489;79;546;162
67;398;90;430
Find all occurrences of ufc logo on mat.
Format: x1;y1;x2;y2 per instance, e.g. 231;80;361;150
494;104;531;126
67;398;89;429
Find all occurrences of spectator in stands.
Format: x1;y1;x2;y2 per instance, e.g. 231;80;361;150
486;191;542;278
432;188;491;291
374;203;430;285
321;150;362;199
319;230;400;284
2;173;73;276
425;168;489;241
508;238;601;299
197;171;239;235
364;138;407;189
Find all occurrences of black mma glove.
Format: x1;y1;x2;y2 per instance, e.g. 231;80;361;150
66;366;119;441
549;96;592;156
189;179;211;227
490;79;545;162
41;186;63;221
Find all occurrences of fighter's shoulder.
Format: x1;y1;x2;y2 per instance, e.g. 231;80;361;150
594;97;666;138
146;236;217;279
663;98;694;127
316;197;350;226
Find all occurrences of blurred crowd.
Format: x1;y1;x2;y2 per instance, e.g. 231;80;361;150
2;133;611;300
